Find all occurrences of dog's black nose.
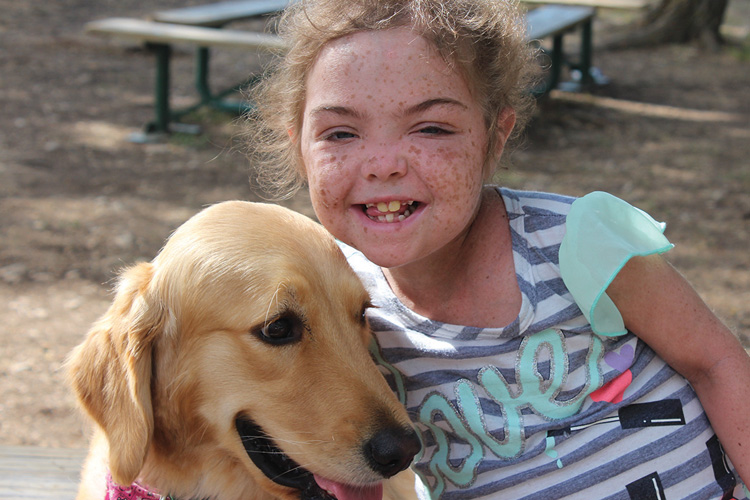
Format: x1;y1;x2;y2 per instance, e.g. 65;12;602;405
364;426;421;478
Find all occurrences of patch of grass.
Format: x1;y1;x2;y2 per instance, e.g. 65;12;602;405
169;131;211;149
726;41;750;62
167;107;240;149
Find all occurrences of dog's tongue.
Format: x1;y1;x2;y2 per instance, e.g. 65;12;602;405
313;475;383;500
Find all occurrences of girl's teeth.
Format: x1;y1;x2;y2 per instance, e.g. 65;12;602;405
375;201;402;212
365;201;417;223
378;200;414;212
368;201;413;213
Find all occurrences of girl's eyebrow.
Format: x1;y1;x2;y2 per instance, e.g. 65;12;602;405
308;105;364;120
308;98;468;121
404;98;468;115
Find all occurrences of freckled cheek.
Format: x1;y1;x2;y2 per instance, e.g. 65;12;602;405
306;155;350;211
310;185;343;216
308;173;340;210
421;147;484;203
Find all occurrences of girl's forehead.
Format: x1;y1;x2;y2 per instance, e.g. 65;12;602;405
314;27;452;75
306;27;468;102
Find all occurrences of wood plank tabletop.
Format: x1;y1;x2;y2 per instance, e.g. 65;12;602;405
0;446;86;500
521;0;649;10
526;5;595;40
85;18;287;50
152;0;292;27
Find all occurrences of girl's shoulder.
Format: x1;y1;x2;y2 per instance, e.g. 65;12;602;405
498;187;576;218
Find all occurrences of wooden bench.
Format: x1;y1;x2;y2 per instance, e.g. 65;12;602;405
0;446;86;500
84;2;596;139
526;5;599;95
85;5;288;140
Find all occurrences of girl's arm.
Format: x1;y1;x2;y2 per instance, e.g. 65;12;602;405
607;254;750;484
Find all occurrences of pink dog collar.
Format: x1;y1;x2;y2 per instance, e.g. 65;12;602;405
105;472;164;500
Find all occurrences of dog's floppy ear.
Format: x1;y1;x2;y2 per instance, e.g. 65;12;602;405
68;262;166;485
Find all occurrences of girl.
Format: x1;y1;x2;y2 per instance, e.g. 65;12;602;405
248;0;750;497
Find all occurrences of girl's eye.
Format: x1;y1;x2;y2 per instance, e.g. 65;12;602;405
418;125;452;135
325;130;357;141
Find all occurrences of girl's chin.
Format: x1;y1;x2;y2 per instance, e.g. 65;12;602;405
353;236;432;270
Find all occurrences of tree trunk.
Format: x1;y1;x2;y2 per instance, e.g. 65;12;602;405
604;0;729;50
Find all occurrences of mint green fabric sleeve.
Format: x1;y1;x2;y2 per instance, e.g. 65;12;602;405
559;191;674;337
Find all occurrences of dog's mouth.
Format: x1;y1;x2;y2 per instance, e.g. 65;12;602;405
235;417;384;500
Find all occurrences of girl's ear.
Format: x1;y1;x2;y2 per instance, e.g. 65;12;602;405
483;107;517;180
494;107;516;155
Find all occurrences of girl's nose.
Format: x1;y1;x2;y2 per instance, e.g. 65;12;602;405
362;145;408;181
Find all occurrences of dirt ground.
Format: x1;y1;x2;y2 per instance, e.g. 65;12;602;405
1;0;749;450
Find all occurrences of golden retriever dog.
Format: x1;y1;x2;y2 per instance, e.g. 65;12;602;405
67;201;420;500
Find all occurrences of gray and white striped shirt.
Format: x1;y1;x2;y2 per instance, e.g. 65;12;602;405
340;188;747;499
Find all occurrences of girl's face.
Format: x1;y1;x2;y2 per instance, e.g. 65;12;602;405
300;27;505;269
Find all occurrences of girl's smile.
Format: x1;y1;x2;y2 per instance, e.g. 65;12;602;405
363;200;418;223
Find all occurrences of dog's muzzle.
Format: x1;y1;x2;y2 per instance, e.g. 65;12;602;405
235;417;333;498
235;416;419;500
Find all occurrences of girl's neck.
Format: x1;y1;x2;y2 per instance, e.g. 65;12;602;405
382;187;521;328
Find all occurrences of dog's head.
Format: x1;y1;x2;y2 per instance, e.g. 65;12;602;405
68;201;419;500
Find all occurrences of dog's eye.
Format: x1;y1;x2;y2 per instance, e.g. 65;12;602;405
257;316;302;345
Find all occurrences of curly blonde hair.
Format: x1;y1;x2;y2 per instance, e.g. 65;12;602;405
246;0;538;199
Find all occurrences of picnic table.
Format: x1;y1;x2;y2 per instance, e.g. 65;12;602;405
526;5;597;95
86;0;290;141
85;1;598;140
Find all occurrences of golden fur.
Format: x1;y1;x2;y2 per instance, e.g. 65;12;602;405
68;201;418;500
